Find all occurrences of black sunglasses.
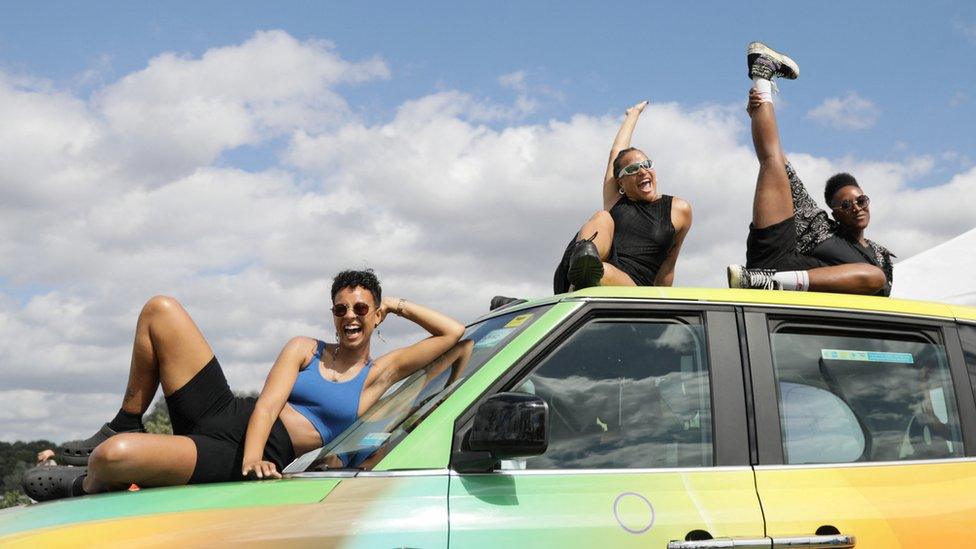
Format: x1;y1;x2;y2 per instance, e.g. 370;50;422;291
332;302;371;317
832;195;870;212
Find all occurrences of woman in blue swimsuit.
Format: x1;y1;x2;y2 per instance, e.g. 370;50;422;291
23;269;464;500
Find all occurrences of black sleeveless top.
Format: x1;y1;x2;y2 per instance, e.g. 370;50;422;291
607;194;676;286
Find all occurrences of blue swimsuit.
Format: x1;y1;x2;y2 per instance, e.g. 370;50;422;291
289;340;372;444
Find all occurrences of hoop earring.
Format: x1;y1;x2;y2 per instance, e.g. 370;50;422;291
618;187;625;195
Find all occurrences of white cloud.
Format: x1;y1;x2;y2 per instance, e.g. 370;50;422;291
806;92;881;130
949;91;967;107
955;19;976;44
0;31;973;443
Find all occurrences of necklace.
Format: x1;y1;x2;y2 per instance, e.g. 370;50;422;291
328;344;367;382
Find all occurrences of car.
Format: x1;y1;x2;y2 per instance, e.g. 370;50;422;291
2;286;975;548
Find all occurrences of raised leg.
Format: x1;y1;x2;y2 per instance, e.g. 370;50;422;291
120;295;216;415
84;433;197;493
750;99;794;229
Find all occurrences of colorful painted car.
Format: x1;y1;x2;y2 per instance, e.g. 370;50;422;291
2;287;976;548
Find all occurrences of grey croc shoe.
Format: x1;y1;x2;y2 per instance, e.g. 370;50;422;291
22;465;87;502
60;423;144;466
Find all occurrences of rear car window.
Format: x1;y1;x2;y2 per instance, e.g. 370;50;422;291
960;324;976;403
770;325;963;464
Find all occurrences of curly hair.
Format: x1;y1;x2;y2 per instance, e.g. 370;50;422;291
331;269;382;306
824;172;860;206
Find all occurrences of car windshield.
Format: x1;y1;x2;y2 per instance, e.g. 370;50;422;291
283;304;552;474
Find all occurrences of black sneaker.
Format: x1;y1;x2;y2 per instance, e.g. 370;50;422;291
489;296;527;311
747;42;799;81
567;233;604;290
727;264;783;290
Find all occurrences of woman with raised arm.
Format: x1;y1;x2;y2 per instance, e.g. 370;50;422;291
22;269;464;500
553;100;693;293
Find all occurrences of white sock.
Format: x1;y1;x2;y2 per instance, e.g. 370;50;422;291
772;270;810;291
752;78;773;104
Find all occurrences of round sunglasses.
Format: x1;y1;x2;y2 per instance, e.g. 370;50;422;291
832;195;870;212
332;302;371;317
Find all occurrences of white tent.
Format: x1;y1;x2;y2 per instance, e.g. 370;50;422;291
891;227;976;306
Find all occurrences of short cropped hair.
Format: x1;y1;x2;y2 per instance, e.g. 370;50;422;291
331;269;382;306
613;147;641;178
824;173;860;205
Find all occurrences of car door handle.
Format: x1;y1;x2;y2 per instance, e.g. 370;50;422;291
771;534;855;548
668;534;855;549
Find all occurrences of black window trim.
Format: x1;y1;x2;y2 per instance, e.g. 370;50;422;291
449;301;750;470
744;306;976;466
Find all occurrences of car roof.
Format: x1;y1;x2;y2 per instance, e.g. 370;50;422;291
480;287;976;323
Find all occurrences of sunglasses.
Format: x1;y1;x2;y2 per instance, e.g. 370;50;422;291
832;195;870;212
617;159;655;178
332;302;371;317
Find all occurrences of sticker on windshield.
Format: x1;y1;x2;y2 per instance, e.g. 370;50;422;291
504;313;534;328
475;328;515;348
821;349;914;364
360;432;391;447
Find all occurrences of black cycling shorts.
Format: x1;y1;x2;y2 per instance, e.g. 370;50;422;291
165;357;295;484
746;217;829;272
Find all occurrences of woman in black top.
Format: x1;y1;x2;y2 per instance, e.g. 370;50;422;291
554;100;693;293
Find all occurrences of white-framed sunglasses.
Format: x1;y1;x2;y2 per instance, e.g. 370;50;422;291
617;159;655;178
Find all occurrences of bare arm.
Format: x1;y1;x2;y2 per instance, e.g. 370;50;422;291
654;198;693;287
603;100;649;210
241;336;317;479
374;297;465;388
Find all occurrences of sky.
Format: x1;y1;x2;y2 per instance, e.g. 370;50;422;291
1;1;975;442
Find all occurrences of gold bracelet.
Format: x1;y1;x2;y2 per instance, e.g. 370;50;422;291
396;298;406;316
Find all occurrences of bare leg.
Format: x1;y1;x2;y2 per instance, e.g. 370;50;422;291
576;211;637;286
84;433;197;493
750;101;794;229
120;295;216;415
808;264;886;294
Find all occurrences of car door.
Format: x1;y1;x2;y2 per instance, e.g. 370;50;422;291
448;304;766;548
745;308;976;548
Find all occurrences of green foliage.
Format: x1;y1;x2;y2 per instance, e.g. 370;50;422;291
144;398;172;435
0;440;56;509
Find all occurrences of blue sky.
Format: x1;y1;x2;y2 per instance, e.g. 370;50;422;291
2;2;976;441
3;1;974;174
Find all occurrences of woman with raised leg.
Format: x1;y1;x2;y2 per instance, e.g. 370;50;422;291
23;269;464;500
728;42;893;295
553;100;693;293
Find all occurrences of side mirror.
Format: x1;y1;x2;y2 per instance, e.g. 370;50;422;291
455;392;548;472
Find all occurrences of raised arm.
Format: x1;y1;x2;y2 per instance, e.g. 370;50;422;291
241;336;317;479
375;297;465;387
654;198;693;286
603;100;649;210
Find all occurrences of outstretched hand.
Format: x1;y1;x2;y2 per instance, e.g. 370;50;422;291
625;100;649;117
242;459;281;480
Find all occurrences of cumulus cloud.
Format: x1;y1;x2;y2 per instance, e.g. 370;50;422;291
0;31;972;442
806;91;881;130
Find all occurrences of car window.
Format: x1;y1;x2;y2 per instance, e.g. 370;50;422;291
283;305;552;473
960;324;976;401
508;317;712;469
771;325;964;464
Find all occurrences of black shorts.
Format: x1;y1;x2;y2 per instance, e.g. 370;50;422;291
746;217;829;271
165;357;295;484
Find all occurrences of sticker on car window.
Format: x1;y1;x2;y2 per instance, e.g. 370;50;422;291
475;328;515;348
821;349;914;364
360;432;391;447
504;313;534;328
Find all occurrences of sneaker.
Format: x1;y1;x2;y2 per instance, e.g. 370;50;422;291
747;42;799;81
567;233;604;291
489;296;527;311
727;264;783;290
